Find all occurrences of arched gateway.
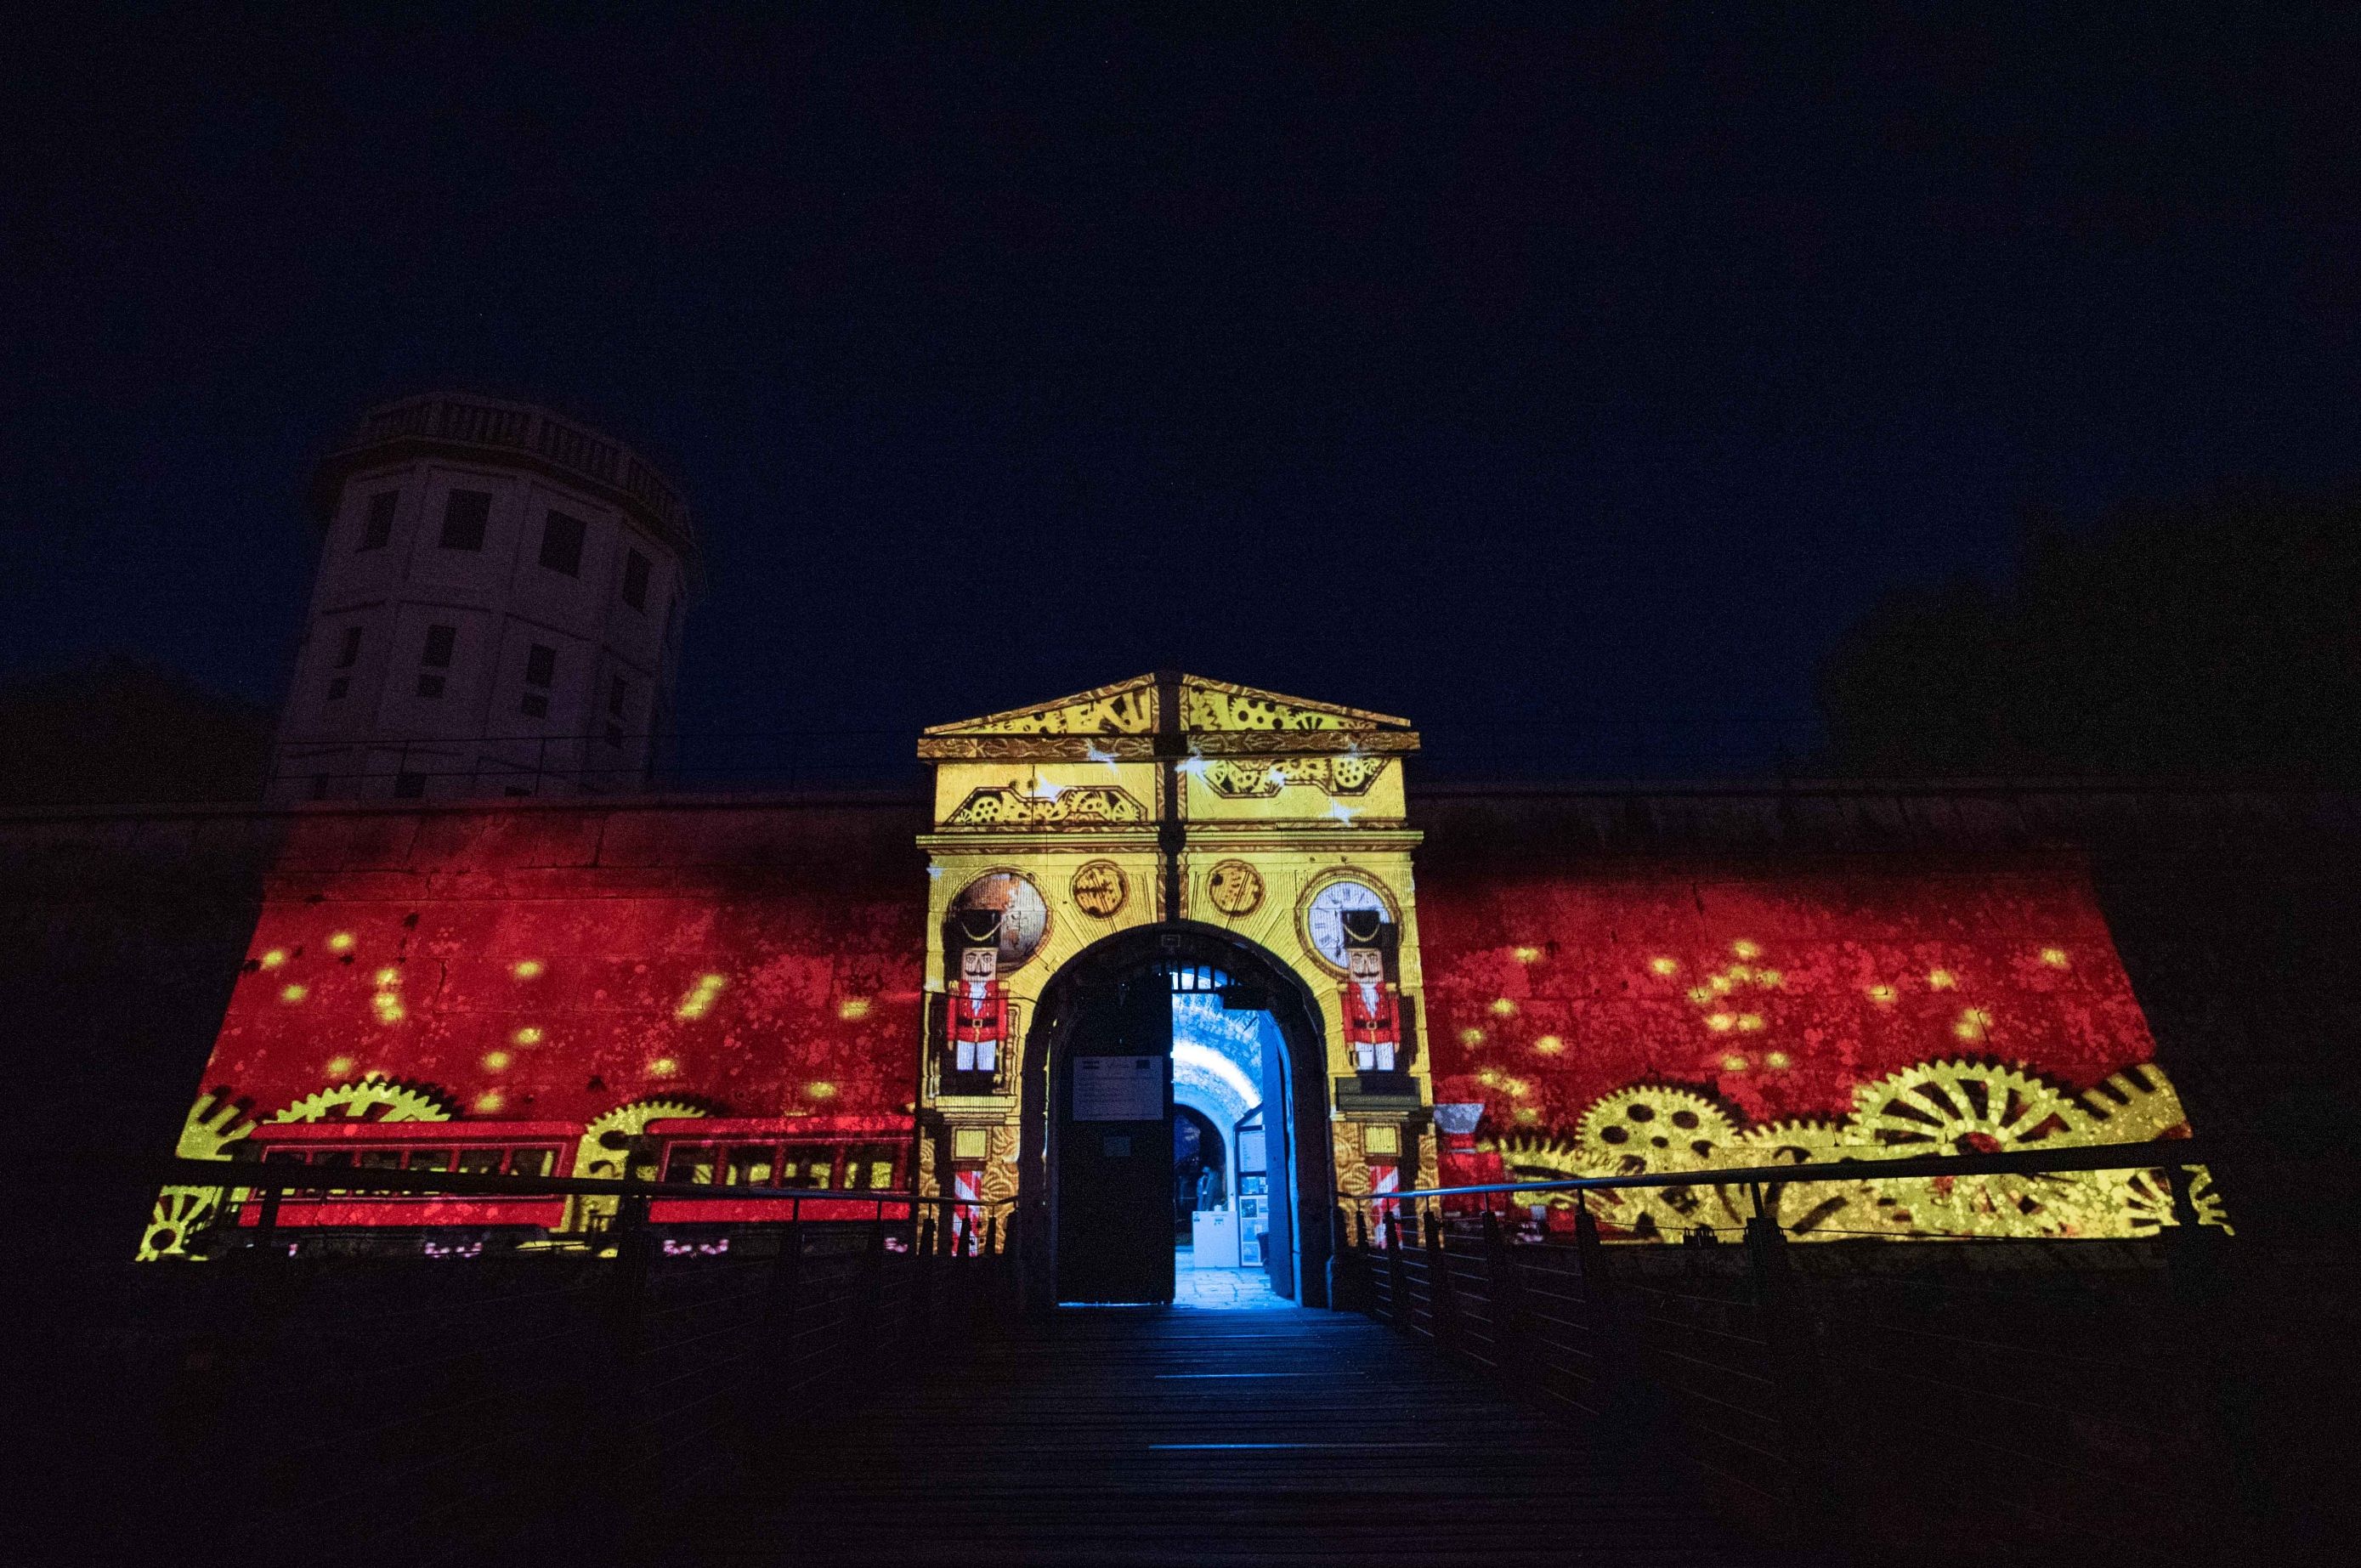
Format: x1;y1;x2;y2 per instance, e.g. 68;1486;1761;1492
913;673;1436;1308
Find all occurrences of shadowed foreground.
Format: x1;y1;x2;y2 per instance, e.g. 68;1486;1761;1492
652;1300;1763;1567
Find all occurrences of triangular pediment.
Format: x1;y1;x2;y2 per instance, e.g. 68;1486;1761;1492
919;674;1418;760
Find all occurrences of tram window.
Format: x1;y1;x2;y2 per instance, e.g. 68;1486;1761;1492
727;1145;775;1186
456;1148;503;1175
263;1149;307;1164
509;1148;556;1177
314;1150;354;1168
846;1146;896;1190
355;1149;404;1169
779;1149;830;1189
665;1146;717;1185
406;1149;454;1170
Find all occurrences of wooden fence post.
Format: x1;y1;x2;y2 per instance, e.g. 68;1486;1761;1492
1742;1200;1844;1545
1482;1207;1520;1370
1425;1203;1459;1351
1384;1203;1410;1332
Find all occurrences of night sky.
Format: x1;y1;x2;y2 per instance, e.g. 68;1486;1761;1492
6;11;2354;781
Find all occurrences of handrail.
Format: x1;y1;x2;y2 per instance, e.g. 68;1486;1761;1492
1363;1135;2212;1204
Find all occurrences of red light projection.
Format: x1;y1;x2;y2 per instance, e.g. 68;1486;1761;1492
1420;861;2154;1133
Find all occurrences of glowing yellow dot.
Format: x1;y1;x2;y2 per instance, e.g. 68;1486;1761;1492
1709;974;1734;994
1765;1051;1791;1069
1515;1107;1540;1124
512;959;544;980
1489;998;1518;1017
1458;1027;1487;1047
1722;1054;1749;1073
326;932;354;953
699;972;727;990
2040;948;2069;969
1503;1078;1531;1097
1727;964;1753;983
280;983;308;1003
1512;946;1543;964
373;967;399;987
806;1081;838;1100
1477;1067;1502;1088
1649;957;1679;976
1867;984;1897;1005
473;1090;505;1114
371;997;405;1023
1736;1013;1764;1032
512;1027;543;1046
482;1050;512;1071
326;1056;354;1076
648;1057;678;1077
1707;1012;1735;1033
1533;1035;1565;1055
1731;939;1761;959
838;997;873;1022
1757;969;1783;988
259;949;286;969
1928;969;1956;990
1954;1008;1992;1041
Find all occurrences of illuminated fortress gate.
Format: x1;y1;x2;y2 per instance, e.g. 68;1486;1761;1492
914;673;1431;1306
139;673;2222;1270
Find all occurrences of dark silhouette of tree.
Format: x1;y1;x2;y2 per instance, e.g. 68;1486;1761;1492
1818;487;2361;782
0;657;271;807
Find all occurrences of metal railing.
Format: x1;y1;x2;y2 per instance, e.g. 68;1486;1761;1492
110;1157;1017;1567
1333;1140;2272;1566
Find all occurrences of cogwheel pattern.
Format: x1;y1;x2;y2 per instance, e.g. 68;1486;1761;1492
1845;1061;2097;1237
1710;1119;1907;1237
2106;1163;2233;1237
139;1091;260;1261
569;1098;710;1231
274;1074;455;1124
2073;1062;2191;1144
1570;1087;1743;1237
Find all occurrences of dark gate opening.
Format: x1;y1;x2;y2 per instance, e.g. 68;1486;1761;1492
1022;923;1333;1310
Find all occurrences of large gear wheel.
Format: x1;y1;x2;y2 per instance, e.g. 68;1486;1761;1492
569;1098;710;1233
274;1074;454;1124
1846;1060;2094;1237
1577;1085;1739;1175
138;1091;260;1261
1571;1086;1741;1238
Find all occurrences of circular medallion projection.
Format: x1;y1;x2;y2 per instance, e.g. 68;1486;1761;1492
948;871;1051;969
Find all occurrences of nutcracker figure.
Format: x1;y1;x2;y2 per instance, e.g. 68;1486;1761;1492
950;943;1004;1075
1339;914;1401;1074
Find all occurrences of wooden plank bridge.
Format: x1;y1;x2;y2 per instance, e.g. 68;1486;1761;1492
650;1298;1765;1567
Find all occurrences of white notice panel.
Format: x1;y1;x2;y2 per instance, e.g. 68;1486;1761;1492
1073;1055;1163;1121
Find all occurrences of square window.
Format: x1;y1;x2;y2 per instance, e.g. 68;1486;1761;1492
360;491;397;551
456;1147;503;1175
508;1148;556;1178
622;549;651;609
394;772;426;798
326;676;349;701
524;643;557;688
520;692;548;718
439;490;490;550
422;624;456;667
416;673;444;699
539;511;586;576
335;626;363;668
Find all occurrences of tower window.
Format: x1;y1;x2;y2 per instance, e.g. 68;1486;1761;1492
439;490;491;551
540;511;586;577
360;492;398;551
334;626;363;668
521;643;556;716
422;625;456;667
622;549;651;609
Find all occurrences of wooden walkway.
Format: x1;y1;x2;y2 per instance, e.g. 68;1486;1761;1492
656;1297;1768;1567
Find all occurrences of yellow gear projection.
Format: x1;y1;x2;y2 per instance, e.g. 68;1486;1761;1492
274;1074;455;1123
137;1090;258;1260
569;1098;708;1233
1844;1061;2097;1237
1573;1085;1741;1238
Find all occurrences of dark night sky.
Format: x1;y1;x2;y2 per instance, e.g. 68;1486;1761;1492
5;10;2355;780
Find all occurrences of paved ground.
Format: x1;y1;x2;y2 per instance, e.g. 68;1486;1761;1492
1173;1249;1286;1309
658;1285;1767;1566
